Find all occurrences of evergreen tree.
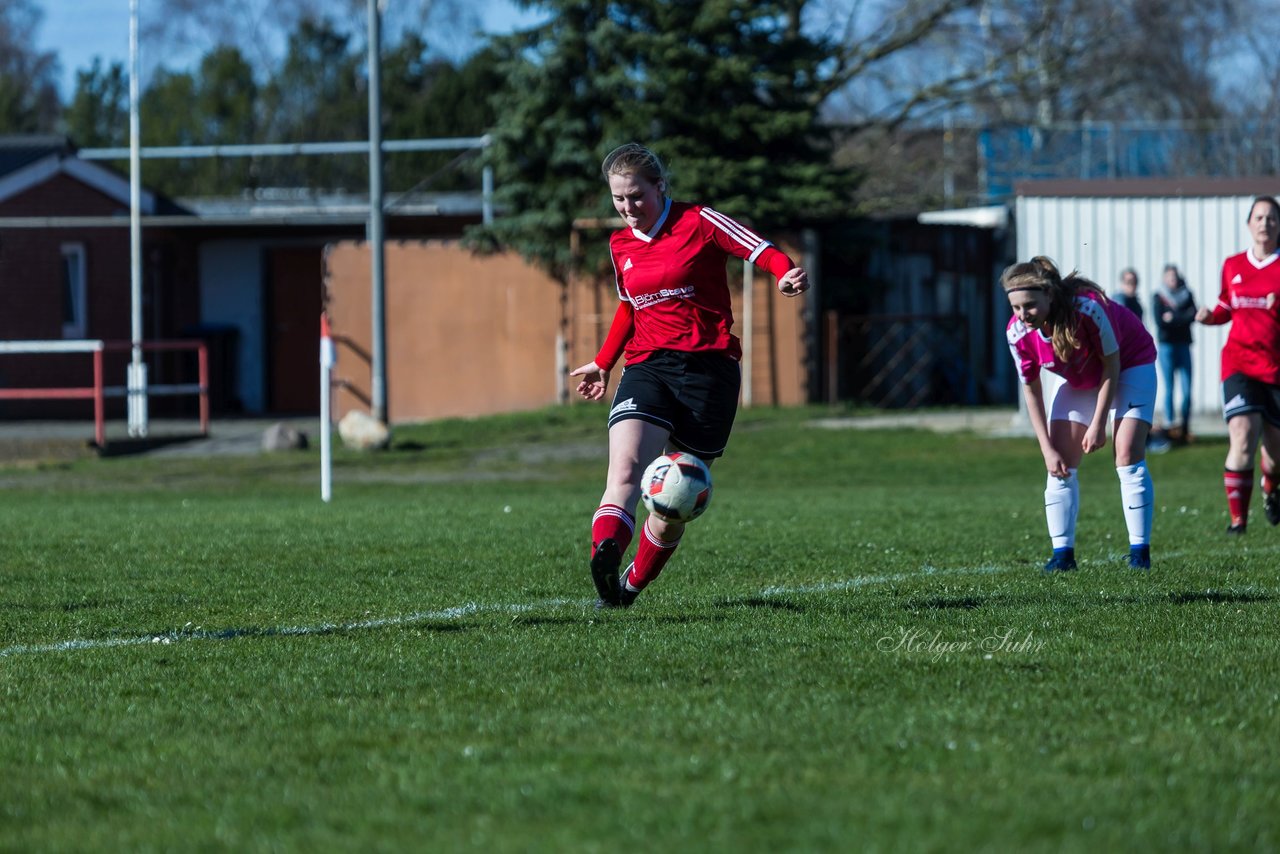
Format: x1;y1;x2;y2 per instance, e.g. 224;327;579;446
137;48;261;196
474;0;854;282
383;39;501;194
0;0;59;133
64;60;129;149
259;18;366;190
191;47;260;192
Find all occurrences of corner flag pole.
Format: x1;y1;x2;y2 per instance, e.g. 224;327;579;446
320;313;335;502
127;0;148;438
367;0;387;424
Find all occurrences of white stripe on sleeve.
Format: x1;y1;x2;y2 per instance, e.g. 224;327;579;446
1079;297;1118;355
700;207;771;257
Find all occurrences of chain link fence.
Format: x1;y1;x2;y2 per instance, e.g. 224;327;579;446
979;121;1280;200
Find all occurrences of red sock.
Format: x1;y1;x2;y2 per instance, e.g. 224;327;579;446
624;520;681;592
1225;468;1254;527
1262;460;1277;497
591;504;635;555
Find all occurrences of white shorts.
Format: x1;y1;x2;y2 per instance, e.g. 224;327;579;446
1048;362;1156;426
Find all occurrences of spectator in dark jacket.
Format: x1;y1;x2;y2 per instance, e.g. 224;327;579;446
1153;263;1197;442
1114;268;1144;321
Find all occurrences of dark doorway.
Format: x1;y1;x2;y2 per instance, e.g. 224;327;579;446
267;247;323;413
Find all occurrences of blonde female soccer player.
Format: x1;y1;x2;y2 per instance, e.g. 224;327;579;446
569;143;809;607
1003;256;1158;570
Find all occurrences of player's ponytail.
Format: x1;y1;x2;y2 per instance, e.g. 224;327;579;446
1001;256;1105;363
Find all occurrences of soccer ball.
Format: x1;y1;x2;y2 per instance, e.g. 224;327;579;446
640;452;713;523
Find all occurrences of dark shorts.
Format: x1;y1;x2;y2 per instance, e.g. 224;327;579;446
608;350;741;459
1222;372;1280;426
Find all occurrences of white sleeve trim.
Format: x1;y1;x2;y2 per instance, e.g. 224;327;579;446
700;207;769;256
1079;297;1118;355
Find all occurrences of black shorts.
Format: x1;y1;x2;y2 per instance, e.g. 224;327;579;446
1222;372;1280;426
608;350;741;459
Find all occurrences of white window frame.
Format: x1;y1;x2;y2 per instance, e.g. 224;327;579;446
60;243;88;339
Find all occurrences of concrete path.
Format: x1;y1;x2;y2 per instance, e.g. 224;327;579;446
810;408;1227;440
0;409;1228;463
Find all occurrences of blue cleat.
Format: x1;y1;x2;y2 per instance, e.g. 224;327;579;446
1043;548;1077;573
1128;544;1151;570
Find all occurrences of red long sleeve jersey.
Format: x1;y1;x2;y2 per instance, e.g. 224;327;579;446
1205;250;1280;385
597;200;795;369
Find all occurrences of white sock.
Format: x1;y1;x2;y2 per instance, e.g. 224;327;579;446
1117;461;1153;545
1045;468;1079;549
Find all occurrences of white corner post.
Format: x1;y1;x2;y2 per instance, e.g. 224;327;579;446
320;313;335;502
367;0;387;425
127;0;148;438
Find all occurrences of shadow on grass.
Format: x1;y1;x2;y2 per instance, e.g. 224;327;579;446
1086;588;1276;608
143;621;474;643
902;589;1277;611
1165;589;1275;605
96;434;207;457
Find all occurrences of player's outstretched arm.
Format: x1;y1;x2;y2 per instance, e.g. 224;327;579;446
569;361;608;401
778;267;809;297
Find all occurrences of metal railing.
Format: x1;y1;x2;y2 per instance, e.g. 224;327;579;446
0;339;209;447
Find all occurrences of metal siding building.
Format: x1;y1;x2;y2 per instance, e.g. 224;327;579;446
1015;179;1280;418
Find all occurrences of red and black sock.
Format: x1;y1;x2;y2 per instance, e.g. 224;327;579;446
624;520;681;592
1224;468;1254;527
591;504;635;556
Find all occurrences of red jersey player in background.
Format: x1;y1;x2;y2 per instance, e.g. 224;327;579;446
1004;257;1158;571
569;143;809;608
1195;195;1280;533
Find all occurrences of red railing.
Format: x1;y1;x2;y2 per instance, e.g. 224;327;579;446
0;339;209;447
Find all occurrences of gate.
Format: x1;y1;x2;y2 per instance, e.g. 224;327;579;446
824;312;974;408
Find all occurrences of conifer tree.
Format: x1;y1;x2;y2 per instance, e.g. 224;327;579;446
475;0;854;282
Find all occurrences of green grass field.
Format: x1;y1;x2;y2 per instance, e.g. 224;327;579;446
2;406;1278;851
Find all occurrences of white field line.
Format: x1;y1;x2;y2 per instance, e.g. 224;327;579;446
0;563;1007;659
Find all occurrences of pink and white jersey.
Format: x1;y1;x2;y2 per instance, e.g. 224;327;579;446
1007;290;1156;389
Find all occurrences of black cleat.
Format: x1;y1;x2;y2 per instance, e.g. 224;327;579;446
1128;545;1151;570
590;539;623;607
618;585;638;609
1226;522;1247;536
1265;486;1280;527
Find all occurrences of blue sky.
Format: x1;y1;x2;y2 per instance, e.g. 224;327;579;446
34;0;539;97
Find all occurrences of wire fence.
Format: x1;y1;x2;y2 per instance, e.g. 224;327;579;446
978;120;1280;200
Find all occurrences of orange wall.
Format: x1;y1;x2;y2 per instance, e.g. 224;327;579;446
325;240;809;424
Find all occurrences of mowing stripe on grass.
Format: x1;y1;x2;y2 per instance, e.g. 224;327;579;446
0;563;1011;658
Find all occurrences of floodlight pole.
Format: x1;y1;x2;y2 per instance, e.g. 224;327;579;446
367;0;388;425
127;0;148;437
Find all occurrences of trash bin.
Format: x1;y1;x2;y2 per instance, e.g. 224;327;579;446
183;324;241;414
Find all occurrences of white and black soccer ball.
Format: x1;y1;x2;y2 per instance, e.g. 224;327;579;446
640;452;713;523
